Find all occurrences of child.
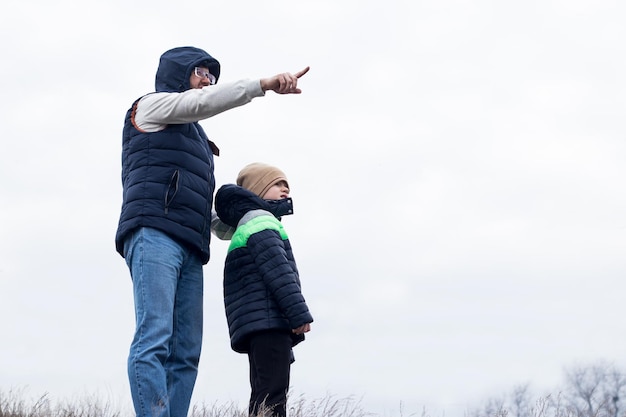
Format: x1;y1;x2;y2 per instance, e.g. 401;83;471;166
215;162;314;417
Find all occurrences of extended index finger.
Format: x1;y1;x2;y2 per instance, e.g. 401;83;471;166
295;66;310;79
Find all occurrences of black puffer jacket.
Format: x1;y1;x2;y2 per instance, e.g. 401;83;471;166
215;184;313;353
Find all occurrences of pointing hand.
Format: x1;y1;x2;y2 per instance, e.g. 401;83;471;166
260;66;310;94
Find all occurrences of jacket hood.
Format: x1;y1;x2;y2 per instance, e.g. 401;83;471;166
215;184;294;228
155;46;221;93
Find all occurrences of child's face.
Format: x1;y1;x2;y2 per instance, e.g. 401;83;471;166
262;180;290;200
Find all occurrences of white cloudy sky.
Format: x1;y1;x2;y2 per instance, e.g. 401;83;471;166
1;0;625;416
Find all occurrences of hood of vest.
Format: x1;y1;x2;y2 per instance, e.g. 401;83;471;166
155;46;221;93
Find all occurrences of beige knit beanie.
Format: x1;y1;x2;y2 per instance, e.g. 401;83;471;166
236;162;289;198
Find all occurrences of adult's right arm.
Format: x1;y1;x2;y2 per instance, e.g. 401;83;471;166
135;79;265;132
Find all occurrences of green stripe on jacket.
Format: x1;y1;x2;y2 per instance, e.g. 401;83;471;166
228;215;288;252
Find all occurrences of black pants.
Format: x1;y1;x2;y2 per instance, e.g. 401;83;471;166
248;330;292;417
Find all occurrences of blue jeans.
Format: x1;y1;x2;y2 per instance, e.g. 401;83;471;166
124;227;204;417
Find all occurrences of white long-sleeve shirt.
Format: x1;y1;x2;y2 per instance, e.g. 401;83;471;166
134;78;265;132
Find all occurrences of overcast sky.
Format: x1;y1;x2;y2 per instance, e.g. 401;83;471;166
1;0;625;416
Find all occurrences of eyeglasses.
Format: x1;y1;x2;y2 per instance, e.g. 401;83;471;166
194;67;216;85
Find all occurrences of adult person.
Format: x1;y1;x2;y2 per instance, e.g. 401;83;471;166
114;46;309;417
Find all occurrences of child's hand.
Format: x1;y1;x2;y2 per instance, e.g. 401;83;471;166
292;323;311;335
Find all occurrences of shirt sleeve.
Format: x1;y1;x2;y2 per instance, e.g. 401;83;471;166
211;210;235;240
134;79;265;132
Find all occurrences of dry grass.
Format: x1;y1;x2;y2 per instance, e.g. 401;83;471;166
0;388;375;417
0;387;122;417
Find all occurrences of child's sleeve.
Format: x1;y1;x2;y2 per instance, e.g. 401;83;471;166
248;229;313;328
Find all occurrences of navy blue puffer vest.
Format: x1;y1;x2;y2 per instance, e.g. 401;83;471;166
115;99;215;263
115;46;222;264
